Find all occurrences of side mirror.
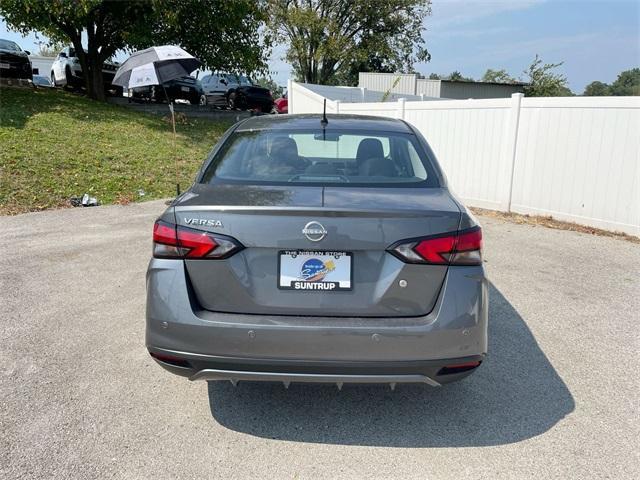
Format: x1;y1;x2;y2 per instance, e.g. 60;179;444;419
220;79;227;85
25;50;31;55
59;52;67;58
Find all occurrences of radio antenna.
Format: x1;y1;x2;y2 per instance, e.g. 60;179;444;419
321;98;328;127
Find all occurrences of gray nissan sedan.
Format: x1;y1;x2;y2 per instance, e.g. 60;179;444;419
146;114;488;389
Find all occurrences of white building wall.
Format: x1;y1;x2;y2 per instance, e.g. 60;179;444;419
358;72;417;95
416;79;441;97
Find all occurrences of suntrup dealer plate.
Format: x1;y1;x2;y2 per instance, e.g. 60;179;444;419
278;250;352;291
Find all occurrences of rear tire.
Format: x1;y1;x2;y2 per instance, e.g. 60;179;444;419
63;67;74;91
227;92;237;110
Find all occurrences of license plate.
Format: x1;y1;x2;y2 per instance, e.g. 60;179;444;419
181;86;190;92
0;63;10;69
278;250;352;291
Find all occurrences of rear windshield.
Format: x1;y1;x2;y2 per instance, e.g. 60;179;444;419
200;129;439;187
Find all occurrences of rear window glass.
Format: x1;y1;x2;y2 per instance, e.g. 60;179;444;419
200;129;439;187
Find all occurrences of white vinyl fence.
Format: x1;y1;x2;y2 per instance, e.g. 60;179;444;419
289;82;640;236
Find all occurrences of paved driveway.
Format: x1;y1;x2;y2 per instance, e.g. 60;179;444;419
1;201;638;479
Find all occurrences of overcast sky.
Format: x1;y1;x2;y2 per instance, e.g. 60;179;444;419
2;0;639;93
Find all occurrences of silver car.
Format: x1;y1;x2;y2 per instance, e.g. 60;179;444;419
146;114;488;389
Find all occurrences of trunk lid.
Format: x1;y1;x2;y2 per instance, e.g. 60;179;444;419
175;183;461;317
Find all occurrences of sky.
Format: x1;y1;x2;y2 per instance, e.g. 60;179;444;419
2;0;639;93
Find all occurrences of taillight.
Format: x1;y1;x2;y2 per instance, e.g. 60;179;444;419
389;226;482;266
152;220;243;259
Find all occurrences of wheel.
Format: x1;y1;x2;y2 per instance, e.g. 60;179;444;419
63;66;75;91
199;94;207;106
227;91;237;110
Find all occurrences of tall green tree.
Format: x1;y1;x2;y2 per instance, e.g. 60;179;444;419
0;0;269;101
609;68;640;96
267;0;431;85
1;0;152;100
481;68;516;84
523;55;572;96
583;80;610;96
133;0;270;80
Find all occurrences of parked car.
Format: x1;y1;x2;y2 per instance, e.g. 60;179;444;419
0;39;32;81
274;90;288;114
129;76;206;105
201;73;273;112
50;46;121;94
146;114;488;389
32;74;53;88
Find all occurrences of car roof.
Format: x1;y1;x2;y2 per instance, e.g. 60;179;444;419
235;114;413;133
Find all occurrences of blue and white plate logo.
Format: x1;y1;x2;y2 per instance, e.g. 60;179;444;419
299;258;335;282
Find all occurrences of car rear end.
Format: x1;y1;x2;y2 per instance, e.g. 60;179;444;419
241;85;274;112
146;114;488;388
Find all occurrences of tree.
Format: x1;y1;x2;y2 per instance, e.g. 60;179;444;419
36;41;67;57
447;71;474;82
0;0;269;101
1;1;153;100
609;68;640;96
134;0;270;81
428;73;441;80
254;76;284;98
267;0;431;85
523;55;572;96
583;81;610;96
481;68;516;84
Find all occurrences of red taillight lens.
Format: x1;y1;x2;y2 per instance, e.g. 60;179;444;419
390;227;482;266
414;235;457;264
177;228;218;258
152;220;243;259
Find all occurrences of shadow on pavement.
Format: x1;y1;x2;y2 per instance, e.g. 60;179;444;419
207;283;574;447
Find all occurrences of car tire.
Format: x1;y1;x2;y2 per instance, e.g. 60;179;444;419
64;67;75;91
199;94;207;106
227;92;237;110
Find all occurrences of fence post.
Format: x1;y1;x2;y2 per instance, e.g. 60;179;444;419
334;99;341;114
287;79;294;113
503;93;524;212
397;97;406;119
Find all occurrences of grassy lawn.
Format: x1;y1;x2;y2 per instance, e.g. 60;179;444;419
0;87;231;214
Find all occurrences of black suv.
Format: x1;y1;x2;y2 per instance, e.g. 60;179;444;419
0;39;32;81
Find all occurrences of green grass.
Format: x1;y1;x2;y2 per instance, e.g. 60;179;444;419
0;87;231;214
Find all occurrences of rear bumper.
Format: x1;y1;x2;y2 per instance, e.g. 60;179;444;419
148;348;484;386
146;259;488;384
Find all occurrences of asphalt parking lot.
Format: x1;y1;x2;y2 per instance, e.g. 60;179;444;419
1;200;638;479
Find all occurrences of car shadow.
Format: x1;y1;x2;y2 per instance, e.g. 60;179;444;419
206;283;574;447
